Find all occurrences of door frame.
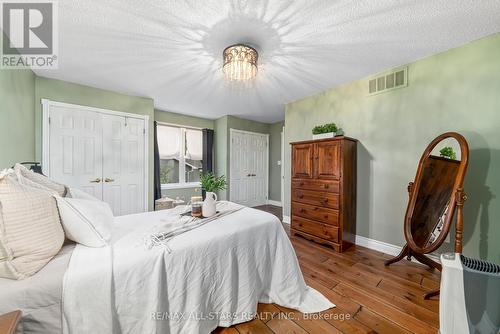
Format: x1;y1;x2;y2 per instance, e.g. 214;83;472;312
280;127;284;206
229;128;269;206
41;99;150;211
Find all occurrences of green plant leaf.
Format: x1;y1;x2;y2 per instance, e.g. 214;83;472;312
312;122;338;134
200;172;227;193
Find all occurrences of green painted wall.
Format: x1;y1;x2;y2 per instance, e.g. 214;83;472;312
284;33;500;262
155;109;214;201
0;69;35;169
269;121;284;202
0;33;36;169
214;116;229;200
34;77;155;210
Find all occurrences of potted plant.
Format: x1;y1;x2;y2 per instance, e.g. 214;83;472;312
200;172;227;200
312;123;338;139
439;146;457;160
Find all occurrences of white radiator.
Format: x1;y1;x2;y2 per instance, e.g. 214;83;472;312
440;253;500;334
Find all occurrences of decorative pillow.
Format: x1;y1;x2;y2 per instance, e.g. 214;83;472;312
14;163;67;197
55;197;113;247
0;172;65;280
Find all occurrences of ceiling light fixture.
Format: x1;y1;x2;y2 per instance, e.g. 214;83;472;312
223;44;258;81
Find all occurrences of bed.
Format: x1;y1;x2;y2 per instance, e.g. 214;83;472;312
0;203;333;334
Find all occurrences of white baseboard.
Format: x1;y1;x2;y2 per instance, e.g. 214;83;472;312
355;235;402;257
355;235;441;263
267;200;282;207
282;215;290;224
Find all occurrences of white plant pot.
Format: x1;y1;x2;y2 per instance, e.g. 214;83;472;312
312;132;336;140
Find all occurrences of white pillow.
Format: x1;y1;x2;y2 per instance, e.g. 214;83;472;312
67;188;101;201
55;197;113;247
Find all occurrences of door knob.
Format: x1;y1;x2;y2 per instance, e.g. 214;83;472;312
90;178;101;183
104;178;115;183
247;174;252;177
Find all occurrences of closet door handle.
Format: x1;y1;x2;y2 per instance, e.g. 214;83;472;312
104;178;115;183
90;178;101;183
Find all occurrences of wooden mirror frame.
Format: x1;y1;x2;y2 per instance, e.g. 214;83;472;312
403;132;469;254
385;132;469;299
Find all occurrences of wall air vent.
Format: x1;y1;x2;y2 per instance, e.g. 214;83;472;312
368;66;408;95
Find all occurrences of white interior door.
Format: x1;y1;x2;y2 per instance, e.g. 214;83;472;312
48;105;103;199
102;115;145;216
230;129;268;207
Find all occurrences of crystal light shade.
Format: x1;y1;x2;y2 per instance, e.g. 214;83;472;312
223;44;258;81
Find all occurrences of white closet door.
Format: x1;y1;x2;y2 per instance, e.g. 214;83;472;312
230;130;268;207
48;106;103;199
230;132;249;206
102;115;145;216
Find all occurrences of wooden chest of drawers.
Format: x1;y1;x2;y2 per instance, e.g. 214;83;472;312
290;136;357;252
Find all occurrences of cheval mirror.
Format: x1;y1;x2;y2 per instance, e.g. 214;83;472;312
385;132;469;299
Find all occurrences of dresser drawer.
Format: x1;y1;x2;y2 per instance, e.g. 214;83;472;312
292;216;339;243
292;179;340;193
292;202;339;226
292;189;340;209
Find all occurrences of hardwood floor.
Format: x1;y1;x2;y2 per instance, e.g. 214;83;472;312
253;205;283;222
213;205;440;334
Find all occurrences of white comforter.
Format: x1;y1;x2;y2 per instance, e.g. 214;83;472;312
62;203;334;334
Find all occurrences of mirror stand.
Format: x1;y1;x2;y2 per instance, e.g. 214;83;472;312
384;183;468;300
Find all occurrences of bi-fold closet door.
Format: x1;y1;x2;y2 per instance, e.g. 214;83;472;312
229;129;268;207
46;103;146;216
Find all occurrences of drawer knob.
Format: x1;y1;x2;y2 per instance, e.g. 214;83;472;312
324;184;329;189
299;194;304;199
299;182;304;186
299;209;305;213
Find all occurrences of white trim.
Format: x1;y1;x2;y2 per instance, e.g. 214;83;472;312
354;235;441;263
161;182;201;190
355;235;402;257
41;99;149;120
229;128;269;207
280;128;285;209
41;99;150;212
267;200;282;207
41;99;51;176
156;121;203;130
282;215;290;224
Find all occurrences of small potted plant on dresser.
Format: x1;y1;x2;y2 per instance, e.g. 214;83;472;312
312;123;340;140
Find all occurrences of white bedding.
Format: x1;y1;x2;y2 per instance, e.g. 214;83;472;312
62;203;334;334
0;244;75;334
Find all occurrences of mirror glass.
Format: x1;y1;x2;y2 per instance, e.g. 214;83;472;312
410;138;461;249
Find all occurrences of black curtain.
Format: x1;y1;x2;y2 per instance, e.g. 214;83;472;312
153;121;162;207
202;128;214;174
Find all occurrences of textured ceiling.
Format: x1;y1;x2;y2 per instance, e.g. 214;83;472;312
34;0;500;123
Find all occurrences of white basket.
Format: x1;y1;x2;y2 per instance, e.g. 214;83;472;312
312;132;336;140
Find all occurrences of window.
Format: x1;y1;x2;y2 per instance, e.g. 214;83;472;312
157;124;203;188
